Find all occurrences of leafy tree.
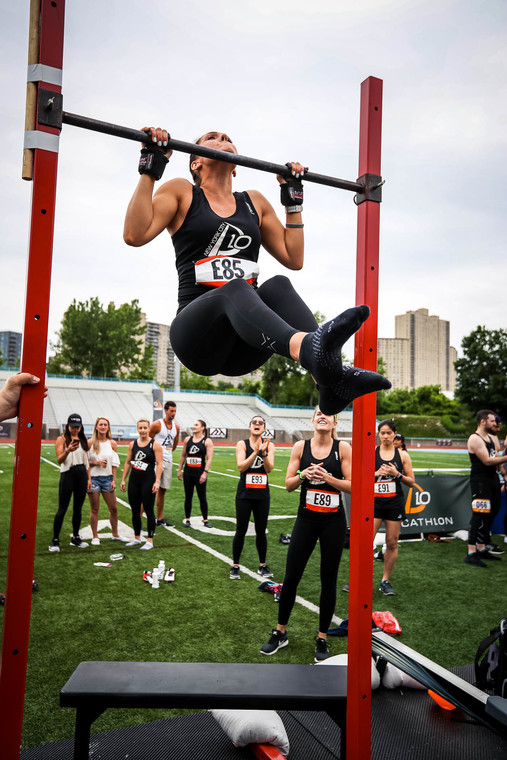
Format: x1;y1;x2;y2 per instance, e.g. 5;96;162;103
127;343;155;381
47;298;153;379
455;326;507;420
376;384;461;417
180;367;214;391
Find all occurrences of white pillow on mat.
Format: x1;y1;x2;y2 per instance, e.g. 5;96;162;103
381;662;425;690
211;709;290;756
316;653;380;690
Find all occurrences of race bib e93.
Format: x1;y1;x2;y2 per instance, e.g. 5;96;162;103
246;473;267;489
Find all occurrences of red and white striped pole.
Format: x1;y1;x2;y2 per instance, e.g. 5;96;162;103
0;2;66;757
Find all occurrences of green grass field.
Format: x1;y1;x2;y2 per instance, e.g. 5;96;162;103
1;443;506;749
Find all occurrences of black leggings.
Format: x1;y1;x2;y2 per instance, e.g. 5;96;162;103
233;497;270;564
183;470;208;520
278;511;346;633
53;465;88;539
128;473;156;538
469;478;501;546
170;276;318;376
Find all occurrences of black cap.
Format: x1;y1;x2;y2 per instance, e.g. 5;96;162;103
67;413;82;427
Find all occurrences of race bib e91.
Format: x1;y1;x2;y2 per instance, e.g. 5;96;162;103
246;473;267;489
195;255;259;288
374;480;396;497
305;489;340;512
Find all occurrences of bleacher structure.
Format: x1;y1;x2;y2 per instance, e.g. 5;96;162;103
0;371;353;443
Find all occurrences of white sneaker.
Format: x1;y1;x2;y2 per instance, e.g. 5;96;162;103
91;538;101;546
111;535;129;542
48;539;60;553
140;542;154;550
126;539;142;547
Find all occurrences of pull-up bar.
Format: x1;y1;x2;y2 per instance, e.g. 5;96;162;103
37;90;382;201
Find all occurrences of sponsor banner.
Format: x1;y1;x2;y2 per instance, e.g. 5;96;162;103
210;428;227;439
152;389;163;420
400;474;470;534
0;423;11;438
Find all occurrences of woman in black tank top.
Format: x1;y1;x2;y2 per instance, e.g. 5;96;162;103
124;130;390;415
374;420;414;597
177;420;214;528
260;407;351;663
120;418;163;549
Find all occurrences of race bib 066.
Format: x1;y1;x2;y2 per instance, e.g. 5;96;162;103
472;498;491;513
195;255;259;288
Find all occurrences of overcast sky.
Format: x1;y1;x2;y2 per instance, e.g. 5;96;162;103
1;0;506;365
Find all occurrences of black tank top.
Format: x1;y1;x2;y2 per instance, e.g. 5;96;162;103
172;185;261;310
469;433;496;480
236;439;270;500
374;446;404;504
130;439;155;476
298;439;343;519
184;436;207;476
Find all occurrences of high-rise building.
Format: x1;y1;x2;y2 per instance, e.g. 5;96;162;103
378;308;457;392
140;315;175;387
0;331;22;367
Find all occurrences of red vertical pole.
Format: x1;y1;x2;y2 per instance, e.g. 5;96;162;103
0;2;65;757
346;76;383;759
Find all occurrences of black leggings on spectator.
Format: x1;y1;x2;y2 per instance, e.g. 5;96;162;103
278;512;346;633
183;471;208;520
233;497;270;564
128;474;156;538
53;465;88;539
170;276;318;376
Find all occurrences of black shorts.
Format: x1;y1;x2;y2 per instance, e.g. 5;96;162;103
374;498;405;522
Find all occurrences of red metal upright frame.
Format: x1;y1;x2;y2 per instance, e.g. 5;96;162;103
0;5;382;754
0;2;66;758
347;76;383;759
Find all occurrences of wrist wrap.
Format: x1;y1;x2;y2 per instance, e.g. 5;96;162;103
280;179;303;208
138;148;169;180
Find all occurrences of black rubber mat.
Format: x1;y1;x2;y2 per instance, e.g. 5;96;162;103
20;666;507;760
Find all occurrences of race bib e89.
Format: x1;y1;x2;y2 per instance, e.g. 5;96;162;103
305;489;340;512
195;255;259;288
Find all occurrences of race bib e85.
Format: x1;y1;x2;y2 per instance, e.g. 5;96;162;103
195;255;259;288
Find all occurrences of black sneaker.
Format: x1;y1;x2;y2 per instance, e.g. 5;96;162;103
229;566;241;580
464;552;487;567
257;565;274;578
48;538;60;553
156;519;175;527
478;550;500;561
315;637;330;662
70;536;88;548
374;550;384;561
260;629;288;655
486;543;504;555
379;580;395;595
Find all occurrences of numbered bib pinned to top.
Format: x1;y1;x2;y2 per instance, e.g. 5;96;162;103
195;255;260;288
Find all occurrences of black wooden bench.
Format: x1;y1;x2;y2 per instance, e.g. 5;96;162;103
60;661;348;760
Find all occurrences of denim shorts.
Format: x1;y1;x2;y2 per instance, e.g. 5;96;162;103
90;475;113;493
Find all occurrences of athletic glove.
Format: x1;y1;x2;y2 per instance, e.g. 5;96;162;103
280;168;303;213
138;146;169;180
